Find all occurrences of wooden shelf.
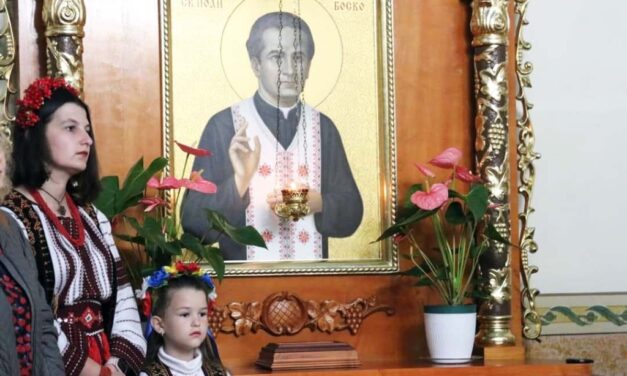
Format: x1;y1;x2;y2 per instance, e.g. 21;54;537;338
228;359;591;376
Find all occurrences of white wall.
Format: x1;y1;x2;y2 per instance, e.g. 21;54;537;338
526;1;627;294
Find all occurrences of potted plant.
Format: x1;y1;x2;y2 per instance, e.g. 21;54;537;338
94;141;266;288
376;147;507;363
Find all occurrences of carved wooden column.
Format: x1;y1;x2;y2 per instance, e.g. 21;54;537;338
0;0;17;135
471;0;516;347
42;0;85;94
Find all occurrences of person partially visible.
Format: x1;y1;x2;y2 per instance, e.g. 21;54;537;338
1;77;146;375
138;262;228;376
0;131;65;375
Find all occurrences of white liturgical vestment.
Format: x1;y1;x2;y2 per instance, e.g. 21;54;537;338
231;98;322;260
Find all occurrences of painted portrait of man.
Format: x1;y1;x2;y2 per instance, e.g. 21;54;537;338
181;11;363;261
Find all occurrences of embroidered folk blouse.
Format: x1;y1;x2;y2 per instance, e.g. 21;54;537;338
1;190;146;376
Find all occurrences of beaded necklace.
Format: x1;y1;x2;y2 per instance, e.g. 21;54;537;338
29;189;85;247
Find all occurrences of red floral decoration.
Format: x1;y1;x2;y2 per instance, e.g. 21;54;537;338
15;77;79;129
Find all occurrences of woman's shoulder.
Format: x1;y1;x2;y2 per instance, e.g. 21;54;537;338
1;188;34;212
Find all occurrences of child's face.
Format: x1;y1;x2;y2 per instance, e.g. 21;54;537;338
153;287;209;360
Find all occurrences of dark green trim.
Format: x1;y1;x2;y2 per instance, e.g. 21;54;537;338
424;304;477;314
541;305;627;327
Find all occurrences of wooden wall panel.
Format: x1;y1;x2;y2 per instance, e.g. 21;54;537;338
17;0;488;368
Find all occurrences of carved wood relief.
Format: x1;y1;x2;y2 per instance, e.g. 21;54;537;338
208;292;394;337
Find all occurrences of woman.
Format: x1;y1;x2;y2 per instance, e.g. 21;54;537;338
0;131;65;375
2;77;146;376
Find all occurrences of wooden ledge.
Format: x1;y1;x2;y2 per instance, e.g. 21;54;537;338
227;359;591;376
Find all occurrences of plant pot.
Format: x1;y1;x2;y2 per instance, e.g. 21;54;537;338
423;304;476;363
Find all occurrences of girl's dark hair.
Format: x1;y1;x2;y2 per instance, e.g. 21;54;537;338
145;275;225;373
11;88;101;205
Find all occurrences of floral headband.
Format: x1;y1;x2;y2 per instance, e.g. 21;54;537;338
16;77;79;128
136;261;217;321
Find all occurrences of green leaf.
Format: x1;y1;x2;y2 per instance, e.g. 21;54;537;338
414;276;435;287
484;223;512;245
180;233;226;280
375;208;437;242
118;157;168;212
93;176;120;219
403;184;424;208
205;209;266;248
114;233;145;245
466;185;489;222
444;201;468;225
127;216;182;257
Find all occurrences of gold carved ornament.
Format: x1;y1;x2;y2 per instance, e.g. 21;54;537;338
470;0;516;347
42;0;85;94
0;0;16;136
207;291;394;337
514;0;542;340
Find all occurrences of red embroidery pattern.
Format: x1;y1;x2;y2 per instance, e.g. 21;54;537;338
298;230;310;244
311;111;322;190
0;272;33;375
262;229;274;243
298;165;309;178
258;163;272;177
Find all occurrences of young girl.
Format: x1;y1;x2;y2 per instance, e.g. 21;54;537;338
138;262;227;376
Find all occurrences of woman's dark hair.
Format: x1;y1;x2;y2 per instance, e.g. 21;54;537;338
145;275;225;373
11;87;101;205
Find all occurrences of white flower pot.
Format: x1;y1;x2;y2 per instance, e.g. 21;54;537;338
423;304;476;363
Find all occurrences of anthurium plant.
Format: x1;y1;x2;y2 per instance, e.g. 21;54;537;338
377;147;507;306
94;141;265;287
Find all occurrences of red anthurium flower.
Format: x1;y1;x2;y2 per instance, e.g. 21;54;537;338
415;163;435;178
139;197;167;212
175;260;200;273
454;166;481;183
183;171;217;194
175;140;212;157
411;183;448;210
147;176;183;190
429;147;462;169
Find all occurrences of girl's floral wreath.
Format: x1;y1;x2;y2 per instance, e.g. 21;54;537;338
16;76;79;128
136;261;217;330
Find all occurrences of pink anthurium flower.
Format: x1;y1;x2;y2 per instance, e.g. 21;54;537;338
175;140;212;157
139;197;167;212
183;171;217;194
410;183;449;210
415;163;435;178
147;176;184;190
429;147;462;169
454;165;481;183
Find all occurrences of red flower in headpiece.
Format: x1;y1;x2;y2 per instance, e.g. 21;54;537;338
175;261;200;273
141;292;152;318
15;77;79;128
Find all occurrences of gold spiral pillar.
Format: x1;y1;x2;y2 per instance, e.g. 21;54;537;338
470;0;516;347
42;0;85;94
0;0;17;136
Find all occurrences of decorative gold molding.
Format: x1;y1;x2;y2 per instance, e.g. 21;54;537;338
514;0;541;340
42;0;85;94
208;292;394;337
0;0;16;136
471;0;516;347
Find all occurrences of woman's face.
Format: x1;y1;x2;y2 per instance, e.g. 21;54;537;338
44;103;92;179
